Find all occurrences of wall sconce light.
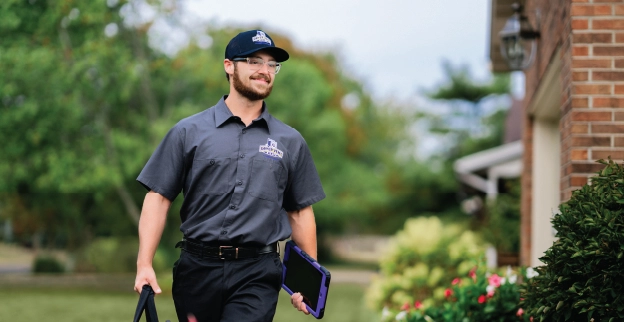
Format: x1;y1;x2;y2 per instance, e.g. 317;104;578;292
499;2;540;70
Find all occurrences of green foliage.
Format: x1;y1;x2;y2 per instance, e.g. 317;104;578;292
389;264;529;322
483;179;521;253
521;159;624;321
428;62;510;104
32;255;65;273
0;0;418;248
366;217;487;311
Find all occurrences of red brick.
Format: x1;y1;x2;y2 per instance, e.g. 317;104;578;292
573;71;589;81
574;46;590;56
571;149;589;160
616;33;624;43
573;19;590;30
593;97;624;107
593;71;624;80
616;112;624;121
572;162;611;173
572;111;612;121
593;19;624;30
615;85;624;94
593;124;624;133
573;84;612;95
572;97;589;108
572;0;589;2
572;124;589;133
570;175;589;186
595;0;624;2
572;59;612;68
593;149;624;159
571;5;613;16
615;137;624;146
573;33;613;43
616;5;624;15
594;46;624;55
615;59;624;68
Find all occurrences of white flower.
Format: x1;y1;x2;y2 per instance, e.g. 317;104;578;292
486;285;495;294
381;307;391;320
501;277;507;285
508;274;518;284
526;267;539;279
395;311;407;321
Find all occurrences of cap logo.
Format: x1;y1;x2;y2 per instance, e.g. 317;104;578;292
259;138;283;159
252;31;272;46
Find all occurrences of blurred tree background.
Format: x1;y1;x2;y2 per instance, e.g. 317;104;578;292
0;0;512;270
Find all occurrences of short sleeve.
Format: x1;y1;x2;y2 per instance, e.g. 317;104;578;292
282;139;326;211
136;126;185;202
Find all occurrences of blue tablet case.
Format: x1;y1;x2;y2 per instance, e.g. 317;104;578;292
281;240;331;319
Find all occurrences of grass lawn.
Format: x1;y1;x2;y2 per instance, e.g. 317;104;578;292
0;283;378;322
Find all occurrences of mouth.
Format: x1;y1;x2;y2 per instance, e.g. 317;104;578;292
251;76;270;84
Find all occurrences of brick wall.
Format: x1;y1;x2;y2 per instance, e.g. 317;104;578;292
566;0;624;200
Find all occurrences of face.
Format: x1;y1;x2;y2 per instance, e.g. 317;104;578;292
230;51;275;101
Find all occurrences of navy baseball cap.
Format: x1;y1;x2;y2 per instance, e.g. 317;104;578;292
225;30;290;62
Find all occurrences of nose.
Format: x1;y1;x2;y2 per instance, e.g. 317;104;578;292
257;61;271;74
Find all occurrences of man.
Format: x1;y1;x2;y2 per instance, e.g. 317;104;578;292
133;30;325;321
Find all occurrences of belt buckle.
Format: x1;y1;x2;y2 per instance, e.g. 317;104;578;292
219;246;238;260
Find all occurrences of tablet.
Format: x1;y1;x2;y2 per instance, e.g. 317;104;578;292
281;240;331;319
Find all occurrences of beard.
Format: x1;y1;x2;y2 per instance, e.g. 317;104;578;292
232;64;273;101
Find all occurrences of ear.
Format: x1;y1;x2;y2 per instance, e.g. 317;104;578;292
224;59;235;77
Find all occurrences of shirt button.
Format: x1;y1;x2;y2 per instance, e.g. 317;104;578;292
209;159;215;165
239;154;245;158
237;180;243;185
230;205;236;209
242;130;246;134
220;230;227;235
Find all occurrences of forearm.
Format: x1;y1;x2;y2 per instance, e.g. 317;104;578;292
137;191;171;268
287;206;317;259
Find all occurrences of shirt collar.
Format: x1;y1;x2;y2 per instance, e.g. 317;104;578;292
215;96;271;133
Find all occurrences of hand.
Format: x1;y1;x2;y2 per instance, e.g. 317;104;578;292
134;265;162;294
291;292;310;315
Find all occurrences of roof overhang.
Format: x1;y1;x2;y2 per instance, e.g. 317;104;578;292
454;140;524;194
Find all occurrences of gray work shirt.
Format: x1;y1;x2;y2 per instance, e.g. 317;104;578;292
137;96;326;245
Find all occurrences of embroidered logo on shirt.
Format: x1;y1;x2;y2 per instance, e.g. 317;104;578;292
259;138;283;159
252;31;272;45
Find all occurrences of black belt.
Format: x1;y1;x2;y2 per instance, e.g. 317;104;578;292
176;239;277;260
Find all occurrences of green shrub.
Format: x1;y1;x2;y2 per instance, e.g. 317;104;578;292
483;178;521;254
521;159;624;321
32;255;65;273
366;216;487;313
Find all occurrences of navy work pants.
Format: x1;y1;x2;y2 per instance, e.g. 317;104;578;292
172;250;283;322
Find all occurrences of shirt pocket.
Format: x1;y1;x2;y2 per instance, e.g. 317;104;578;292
191;157;233;195
248;157;283;202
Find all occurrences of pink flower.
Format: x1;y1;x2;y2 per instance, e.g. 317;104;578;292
517;308;524;317
414;301;423;309
488;274;502;288
444;288;453;298
452;278;461;285
468;268;477;281
486;285;495;297
478;295;486;304
401;302;410;311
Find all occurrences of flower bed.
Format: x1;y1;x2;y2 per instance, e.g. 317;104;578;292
382;263;535;322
